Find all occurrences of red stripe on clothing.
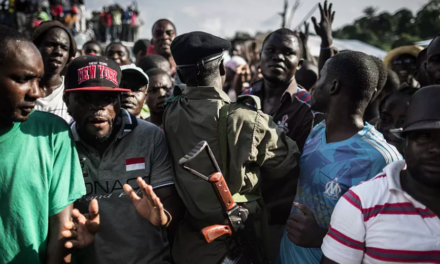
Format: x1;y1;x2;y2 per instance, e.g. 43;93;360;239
366;247;440;263
343;190;362;210
328;225;365;251
362;202;436;221
355;174;387;187
371;174;387;181
303;95;311;102
244;89;249;95
297;91;306;98
126;157;145;165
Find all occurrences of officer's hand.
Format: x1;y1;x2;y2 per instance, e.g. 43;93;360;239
286;202;328;248
123;177;170;227
311;0;335;45
62;199;100;249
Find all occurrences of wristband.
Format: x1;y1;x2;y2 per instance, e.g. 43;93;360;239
163;209;172;227
321;44;333;50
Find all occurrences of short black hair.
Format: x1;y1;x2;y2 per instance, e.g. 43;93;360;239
177;56;223;86
326;51;379;108
133;39;150;55
426;33;440;52
369;55;388;98
105;42;130;55
383;69;400;96
416;48;427;69
146;68;171;79
137;54;170;73
0;25;31;65
82;40;103;54
151;19;176;34
379;85;418;113
262;28;303;58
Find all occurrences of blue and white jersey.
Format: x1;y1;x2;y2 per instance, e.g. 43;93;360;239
278;121;402;264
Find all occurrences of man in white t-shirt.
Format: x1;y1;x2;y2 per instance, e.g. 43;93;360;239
321;86;440;264
32;21;77;123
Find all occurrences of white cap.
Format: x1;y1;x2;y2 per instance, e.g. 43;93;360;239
121;64;149;85
225;55;247;73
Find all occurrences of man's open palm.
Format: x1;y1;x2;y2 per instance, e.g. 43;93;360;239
123;177;168;227
62;199;100;249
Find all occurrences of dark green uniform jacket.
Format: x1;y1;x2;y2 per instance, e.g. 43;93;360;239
163;86;300;264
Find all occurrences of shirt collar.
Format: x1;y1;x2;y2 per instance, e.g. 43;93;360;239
383;160;427;209
70;109;137;142
283;78;299;98
252;79;298;103
180;86;231;102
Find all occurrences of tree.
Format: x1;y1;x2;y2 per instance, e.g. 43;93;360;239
416;0;440;39
363;7;377;18
333;0;440;51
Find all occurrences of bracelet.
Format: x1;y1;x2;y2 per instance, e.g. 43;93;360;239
163;209;172;227
321;44;333;50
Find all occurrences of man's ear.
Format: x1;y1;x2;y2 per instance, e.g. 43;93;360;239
370;88;378;102
297;59;304;70
219;60;226;77
329;79;340;95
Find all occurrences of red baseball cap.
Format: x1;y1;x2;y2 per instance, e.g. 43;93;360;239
65;55;130;93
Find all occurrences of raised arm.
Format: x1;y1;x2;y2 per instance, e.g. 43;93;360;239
312;0;335;72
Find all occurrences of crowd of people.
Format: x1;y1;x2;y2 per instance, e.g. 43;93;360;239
1;1;440;264
0;0;141;42
0;0;87;36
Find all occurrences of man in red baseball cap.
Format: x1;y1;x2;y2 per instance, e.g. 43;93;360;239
63;55;183;264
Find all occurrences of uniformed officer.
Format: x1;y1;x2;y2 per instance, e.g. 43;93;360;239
163;31;301;264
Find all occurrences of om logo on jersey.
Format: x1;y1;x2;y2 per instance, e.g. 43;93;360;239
324;177;341;200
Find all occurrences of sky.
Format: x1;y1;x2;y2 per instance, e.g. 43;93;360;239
85;0;429;40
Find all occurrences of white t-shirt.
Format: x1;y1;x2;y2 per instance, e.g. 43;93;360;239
35;77;72;124
321;160;440;264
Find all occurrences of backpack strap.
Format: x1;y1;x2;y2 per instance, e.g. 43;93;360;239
218;101;262;204
218;103;231;178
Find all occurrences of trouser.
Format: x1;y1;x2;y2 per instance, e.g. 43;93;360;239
112;24;122;41
105;26;110;42
99;26;106;42
75;5;86;32
16;12;26;33
131;26;138;41
122;23;131;41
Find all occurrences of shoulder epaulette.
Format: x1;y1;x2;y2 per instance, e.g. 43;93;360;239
236;95;261;110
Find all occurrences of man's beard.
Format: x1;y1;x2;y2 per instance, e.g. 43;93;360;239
95;122;113;143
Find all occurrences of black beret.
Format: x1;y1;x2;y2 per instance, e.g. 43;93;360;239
171;31;231;66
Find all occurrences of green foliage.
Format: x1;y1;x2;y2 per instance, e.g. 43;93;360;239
333;0;438;51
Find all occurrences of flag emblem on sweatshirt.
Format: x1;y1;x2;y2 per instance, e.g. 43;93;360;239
126;157;145;171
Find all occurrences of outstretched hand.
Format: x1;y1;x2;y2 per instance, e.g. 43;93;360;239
299;21;310;45
286;202;328;248
123;177;169;227
61;199;100;249
312;0;335;45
